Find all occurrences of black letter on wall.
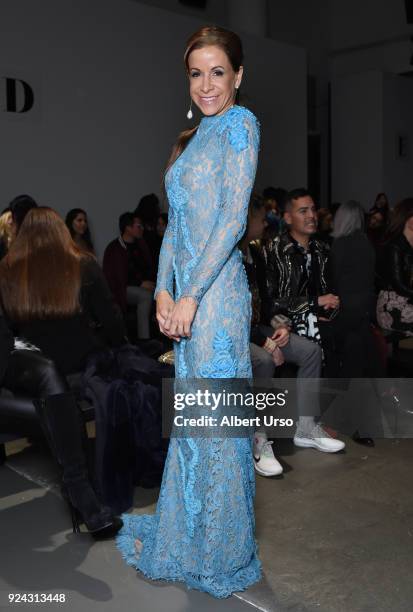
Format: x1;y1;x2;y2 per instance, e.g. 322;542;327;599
5;78;34;113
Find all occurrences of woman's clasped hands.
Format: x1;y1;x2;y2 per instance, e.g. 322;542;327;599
156;290;197;341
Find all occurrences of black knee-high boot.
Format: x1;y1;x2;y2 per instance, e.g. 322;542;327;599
34;392;123;538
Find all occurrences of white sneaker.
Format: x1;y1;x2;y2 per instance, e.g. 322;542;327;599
293;423;345;453
253;434;283;476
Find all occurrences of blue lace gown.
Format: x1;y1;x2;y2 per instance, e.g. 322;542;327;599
116;105;261;598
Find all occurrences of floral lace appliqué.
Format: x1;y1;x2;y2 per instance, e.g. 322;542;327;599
199;329;237;378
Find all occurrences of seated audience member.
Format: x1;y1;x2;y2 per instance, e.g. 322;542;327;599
153;213;168;269
263;188;339;348
240;195;344;470
328;201;381;377
371;192;390;224
103;212;156;340
367;207;387;249
65;208;95;254
315;208;333;245
135;193;161;253
0;208;124;537
1;191;38;258
262;186;286;240
262;189;346;450
376;198;413;338
0;209;13;260
328;201;384;445
9;193;38;230
0;207;126;375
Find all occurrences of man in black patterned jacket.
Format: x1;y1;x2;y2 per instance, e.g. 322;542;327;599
262;188;345;453
241;193;345;463
263;188;339;345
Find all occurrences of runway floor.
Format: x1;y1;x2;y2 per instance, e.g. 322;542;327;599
1;433;412;612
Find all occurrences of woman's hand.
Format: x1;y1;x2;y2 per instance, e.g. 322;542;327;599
271;326;289;347
164;296;197;339
156;290;180;341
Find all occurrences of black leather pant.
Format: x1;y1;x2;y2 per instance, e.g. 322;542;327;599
3;349;69;398
1;350;70;435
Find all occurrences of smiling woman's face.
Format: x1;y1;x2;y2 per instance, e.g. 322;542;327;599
187;45;243;117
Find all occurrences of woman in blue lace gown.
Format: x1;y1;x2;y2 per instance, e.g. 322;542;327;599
116;26;261;598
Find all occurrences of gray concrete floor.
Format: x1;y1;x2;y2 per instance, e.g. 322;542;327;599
1;435;412;612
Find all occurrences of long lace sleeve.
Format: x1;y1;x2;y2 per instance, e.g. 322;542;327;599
181;111;259;304
154;205;176;299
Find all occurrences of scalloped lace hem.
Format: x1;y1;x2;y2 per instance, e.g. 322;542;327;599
116;513;262;599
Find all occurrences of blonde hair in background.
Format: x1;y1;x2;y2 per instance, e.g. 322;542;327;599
0;211;13;250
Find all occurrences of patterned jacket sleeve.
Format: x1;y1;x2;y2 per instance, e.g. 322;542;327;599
181;112;260;304
263;241;310;321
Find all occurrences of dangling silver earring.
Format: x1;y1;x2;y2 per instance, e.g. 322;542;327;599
187;99;193;120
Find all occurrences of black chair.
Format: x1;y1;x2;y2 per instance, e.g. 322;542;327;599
0;372;95;466
381;329;413;377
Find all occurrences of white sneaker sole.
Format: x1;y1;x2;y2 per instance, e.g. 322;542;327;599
254;458;283;477
293;438;345;453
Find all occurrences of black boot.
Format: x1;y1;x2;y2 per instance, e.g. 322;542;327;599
34;393;123;539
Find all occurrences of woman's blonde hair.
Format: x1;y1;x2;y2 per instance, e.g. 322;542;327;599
0;211;13;250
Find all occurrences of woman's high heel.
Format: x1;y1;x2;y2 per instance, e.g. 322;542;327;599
66;496;123;538
69;503;81;534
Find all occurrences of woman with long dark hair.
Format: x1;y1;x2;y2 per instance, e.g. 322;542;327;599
1;208;125;372
376;198;413;337
65;208;95;254
116;26;261;597
0;207;125;536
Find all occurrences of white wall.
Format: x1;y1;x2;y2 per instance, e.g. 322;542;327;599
383;73;413;204
130;0;229;25
329;0;412;50
331;71;383;208
331;69;413;208
0;0;307;258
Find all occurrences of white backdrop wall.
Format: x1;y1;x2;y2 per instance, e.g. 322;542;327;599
331;71;384;208
0;0;306;257
331;70;413;209
383;73;413;206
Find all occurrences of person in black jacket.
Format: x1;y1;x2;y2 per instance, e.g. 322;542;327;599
263;188;339;346
377;198;413;338
262;189;348;451
240;195;344;466
0;207;124;537
328;201;378;375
